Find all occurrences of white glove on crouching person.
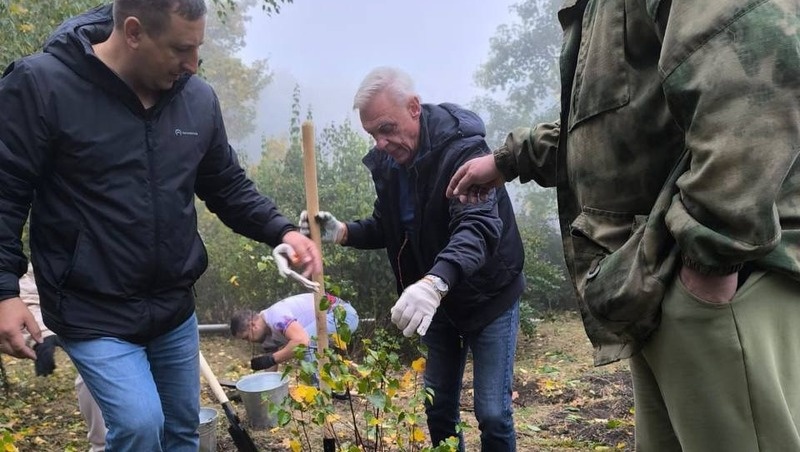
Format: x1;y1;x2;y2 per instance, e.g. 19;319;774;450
299;210;347;244
391;275;449;337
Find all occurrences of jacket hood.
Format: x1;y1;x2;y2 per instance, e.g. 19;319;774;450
423;102;486;151
44;5;115;84
42;4;190;111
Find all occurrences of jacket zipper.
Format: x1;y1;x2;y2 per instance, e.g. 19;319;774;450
409;165;426;272
144;119;159;295
396;234;409;291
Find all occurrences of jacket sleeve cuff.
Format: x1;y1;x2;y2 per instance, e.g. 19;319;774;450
0;271;21;301
428;260;460;288
272;221;298;246
493;145;519;183
343;221;363;247
681;254;743;276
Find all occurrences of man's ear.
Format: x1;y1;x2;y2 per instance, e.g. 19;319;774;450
123;16;146;49
408;95;421;119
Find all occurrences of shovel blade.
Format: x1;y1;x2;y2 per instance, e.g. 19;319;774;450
228;424;259;452
221;402;259;452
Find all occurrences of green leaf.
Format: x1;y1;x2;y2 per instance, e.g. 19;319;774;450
365;393;387;410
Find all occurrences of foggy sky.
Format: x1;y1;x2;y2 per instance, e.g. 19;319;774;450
235;0;518;157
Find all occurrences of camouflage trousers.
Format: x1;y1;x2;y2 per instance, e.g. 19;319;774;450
630;271;800;452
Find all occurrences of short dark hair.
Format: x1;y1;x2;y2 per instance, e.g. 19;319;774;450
113;0;206;36
230;309;257;337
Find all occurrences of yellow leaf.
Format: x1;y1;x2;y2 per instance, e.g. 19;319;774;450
400;371;414;390
411;357;426;373
330;333;346;350
228;275;239;286
290;384;318;403
289;439;302;452
18;23;34;33
4;443;19;452
411;426;426;443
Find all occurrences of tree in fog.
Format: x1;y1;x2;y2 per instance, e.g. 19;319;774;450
472;0;576;319
472;0;562;146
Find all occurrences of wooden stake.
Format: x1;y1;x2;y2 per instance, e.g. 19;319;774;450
301;121;336;449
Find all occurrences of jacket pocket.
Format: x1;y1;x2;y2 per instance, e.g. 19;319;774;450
570;207;638;282
61;228;132;297
181;231;208;282
568;0;630;131
570;207;638;254
30;221;80;290
570;205;678;357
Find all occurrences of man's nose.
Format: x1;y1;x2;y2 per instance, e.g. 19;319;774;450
182;50;200;75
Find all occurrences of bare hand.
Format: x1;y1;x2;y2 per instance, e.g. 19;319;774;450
281;230;323;278
0;297;41;359
679;266;738;304
446;154;505;203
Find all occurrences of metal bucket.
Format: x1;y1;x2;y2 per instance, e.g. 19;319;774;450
199;406;218;452
236;372;289;430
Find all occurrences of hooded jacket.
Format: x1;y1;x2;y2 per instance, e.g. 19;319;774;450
0;5;294;342
494;0;800;364
346;103;525;332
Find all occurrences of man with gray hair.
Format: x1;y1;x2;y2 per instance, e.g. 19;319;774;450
0;1;321;450
301;66;524;451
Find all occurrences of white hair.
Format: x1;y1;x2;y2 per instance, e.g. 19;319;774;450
353;66;420;110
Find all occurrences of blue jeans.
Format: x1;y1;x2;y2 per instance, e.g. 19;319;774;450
422;300;519;452
61;314;200;452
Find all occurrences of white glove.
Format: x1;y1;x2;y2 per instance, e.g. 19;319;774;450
390;278;443;337
299;210;347;244
272;244;320;292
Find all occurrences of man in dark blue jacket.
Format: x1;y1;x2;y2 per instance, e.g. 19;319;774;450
301;66;524;452
0;1;321;450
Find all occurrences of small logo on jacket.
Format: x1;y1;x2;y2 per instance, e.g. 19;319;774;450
175;129;199;137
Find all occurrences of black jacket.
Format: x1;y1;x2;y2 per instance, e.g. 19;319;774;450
0;6;294;342
346;103;525;332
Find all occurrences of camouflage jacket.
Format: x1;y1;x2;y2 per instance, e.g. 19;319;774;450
495;0;800;365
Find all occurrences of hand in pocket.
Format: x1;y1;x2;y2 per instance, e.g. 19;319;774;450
679;266;737;304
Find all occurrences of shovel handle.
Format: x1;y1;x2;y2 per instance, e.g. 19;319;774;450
199;351;230;404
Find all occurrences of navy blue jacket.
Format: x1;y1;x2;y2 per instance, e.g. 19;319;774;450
346;103;525;332
0;6;294;342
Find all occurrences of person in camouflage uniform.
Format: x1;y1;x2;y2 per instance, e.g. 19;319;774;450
448;1;800;451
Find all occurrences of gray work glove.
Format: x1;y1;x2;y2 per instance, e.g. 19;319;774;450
299;210;347;244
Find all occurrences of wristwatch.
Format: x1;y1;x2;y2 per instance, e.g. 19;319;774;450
423;274;449;298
